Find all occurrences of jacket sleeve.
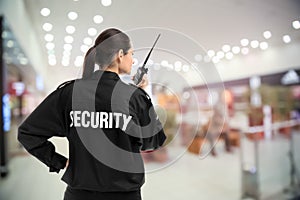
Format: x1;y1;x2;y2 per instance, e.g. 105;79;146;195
131;90;166;151
18;88;68;173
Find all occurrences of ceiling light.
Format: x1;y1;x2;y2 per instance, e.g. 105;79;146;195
62;60;70;67
64;44;73;51
74;61;82;67
81;45;89;53
93;15;104;24
101;0;112;7
64;35;74;43
216;51;225;59
66;25;76;34
182;65;189;72
232;46;240;54
259;42;268;50
241;47;249;55
20;58;29;65
68;12;78;20
240;38;249;46
46;42;55;50
42;23;53;32
161;60;168;66
7;40;14;48
283;35;291;43
194;54;202;62
292;20;300;29
75;56;84;67
40;8;51;17
250;40;259;48
2;31;8;38
263;31;272;39
225;52;233;60
44;34;54;42
83;37;93;45
88;28;97;36
222;44;230;52
207;50;215;57
174;61;182;72
49;59;57;66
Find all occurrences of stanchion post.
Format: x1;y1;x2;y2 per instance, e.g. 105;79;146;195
240;128;261;200
283;122;300;197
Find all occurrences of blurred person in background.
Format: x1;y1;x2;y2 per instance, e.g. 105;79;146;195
204;106;231;156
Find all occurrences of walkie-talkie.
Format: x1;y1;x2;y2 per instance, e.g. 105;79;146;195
133;34;161;85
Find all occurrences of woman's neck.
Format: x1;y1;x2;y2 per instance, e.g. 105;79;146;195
104;64;119;74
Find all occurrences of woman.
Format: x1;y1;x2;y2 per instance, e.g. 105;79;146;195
204;106;230;156
18;28;166;200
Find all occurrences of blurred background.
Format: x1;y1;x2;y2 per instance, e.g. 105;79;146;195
0;0;300;199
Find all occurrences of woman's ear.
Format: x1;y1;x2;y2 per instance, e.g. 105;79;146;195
117;49;124;62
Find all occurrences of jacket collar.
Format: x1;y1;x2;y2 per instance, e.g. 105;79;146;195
90;70;120;80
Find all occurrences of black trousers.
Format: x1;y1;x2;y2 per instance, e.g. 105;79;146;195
63;186;142;200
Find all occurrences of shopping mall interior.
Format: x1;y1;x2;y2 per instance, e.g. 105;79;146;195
0;0;300;199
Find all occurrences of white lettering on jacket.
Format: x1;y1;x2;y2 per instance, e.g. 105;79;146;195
69;111;132;131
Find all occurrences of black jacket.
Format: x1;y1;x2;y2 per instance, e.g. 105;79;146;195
18;70;166;192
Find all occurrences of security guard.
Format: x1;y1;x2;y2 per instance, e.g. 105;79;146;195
18;28;166;200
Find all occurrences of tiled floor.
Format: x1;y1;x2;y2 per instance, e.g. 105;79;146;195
1;130;300;200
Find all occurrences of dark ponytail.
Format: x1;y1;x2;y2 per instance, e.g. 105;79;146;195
82;46;96;79
82;28;131;79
